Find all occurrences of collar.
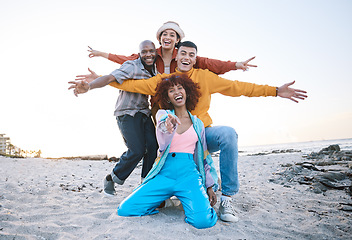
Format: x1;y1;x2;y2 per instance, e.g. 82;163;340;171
175;67;194;78
137;57;157;76
156;46;178;60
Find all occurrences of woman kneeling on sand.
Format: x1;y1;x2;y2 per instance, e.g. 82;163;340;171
117;74;218;229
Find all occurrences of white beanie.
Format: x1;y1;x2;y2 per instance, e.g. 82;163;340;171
156;21;185;41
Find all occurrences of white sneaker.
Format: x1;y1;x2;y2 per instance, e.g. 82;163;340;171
219;198;239;222
164;197;181;208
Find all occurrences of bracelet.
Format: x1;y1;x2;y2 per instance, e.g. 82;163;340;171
276;87;278;97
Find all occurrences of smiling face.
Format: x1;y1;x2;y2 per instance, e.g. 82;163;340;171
167;83;187;109
159;29;179;50
155;74;200;111
139;41;156;66
175;46;197;72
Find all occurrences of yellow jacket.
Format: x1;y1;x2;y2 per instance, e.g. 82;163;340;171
110;68;277;127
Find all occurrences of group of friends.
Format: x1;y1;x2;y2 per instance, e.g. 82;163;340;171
68;21;308;229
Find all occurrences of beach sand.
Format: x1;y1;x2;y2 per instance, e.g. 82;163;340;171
1;153;351;239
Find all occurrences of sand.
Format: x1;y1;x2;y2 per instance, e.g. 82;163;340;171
1;153;351;239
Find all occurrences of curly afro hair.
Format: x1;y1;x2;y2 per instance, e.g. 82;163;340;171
154;74;201;111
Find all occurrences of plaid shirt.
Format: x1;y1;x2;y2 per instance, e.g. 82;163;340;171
110;58;156;117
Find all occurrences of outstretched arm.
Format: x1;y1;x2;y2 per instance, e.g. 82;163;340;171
88;46;109;59
108;53;140;64
87;46;139;64
70;61;147;96
155;110;179;152
277;81;308;103
205;72;307;102
68;74;116;97
109;73;167;96
196;56;257;75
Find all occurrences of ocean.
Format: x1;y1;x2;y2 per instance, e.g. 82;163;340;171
238;138;352;156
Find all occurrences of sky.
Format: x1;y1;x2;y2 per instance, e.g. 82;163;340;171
0;0;351;158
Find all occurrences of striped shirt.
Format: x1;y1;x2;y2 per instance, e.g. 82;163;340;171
110;58;156;117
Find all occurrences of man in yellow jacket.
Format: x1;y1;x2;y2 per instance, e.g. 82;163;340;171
69;41;307;223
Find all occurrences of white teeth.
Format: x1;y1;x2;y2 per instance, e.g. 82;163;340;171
175;96;182;100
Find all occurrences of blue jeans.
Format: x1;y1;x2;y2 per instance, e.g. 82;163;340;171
205;126;239;196
112;112;158;184
117;153;218;229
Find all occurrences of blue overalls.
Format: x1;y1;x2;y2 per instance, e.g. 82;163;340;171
117;152;218;229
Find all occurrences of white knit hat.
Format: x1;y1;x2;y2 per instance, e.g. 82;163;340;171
156;21;185;41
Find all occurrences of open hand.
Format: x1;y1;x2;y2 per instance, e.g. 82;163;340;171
75;68;99;83
68;80;89;97
277;81;308;103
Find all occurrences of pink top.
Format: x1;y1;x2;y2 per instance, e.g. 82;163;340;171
169;125;198;154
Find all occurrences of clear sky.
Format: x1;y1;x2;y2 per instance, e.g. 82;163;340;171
1;0;351;158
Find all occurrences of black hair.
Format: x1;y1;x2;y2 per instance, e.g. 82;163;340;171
178;41;197;52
